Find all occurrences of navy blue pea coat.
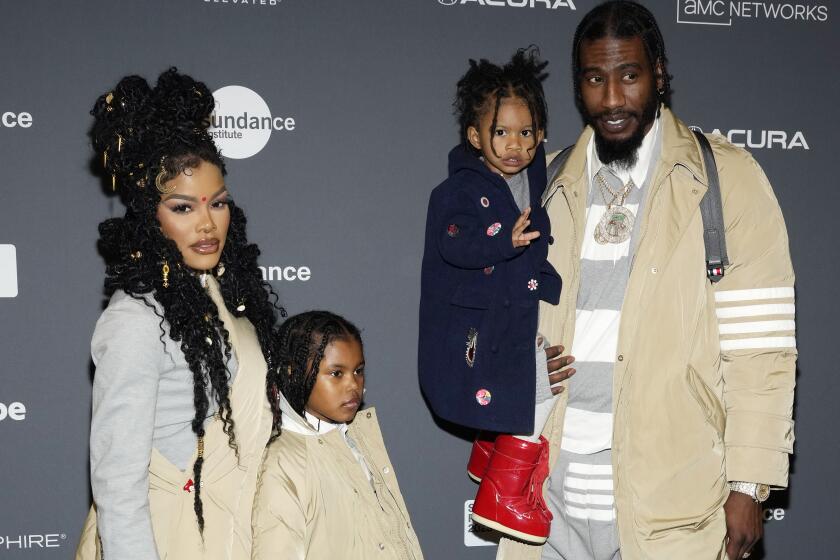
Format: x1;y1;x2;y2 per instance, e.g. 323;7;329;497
418;143;561;434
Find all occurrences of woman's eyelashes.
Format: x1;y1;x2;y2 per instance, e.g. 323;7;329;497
168;203;193;214
164;197;229;214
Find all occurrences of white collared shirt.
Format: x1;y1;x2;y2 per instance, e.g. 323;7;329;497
587;115;661;189
560;116;662;455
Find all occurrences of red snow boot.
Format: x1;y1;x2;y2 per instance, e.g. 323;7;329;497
470;435;552;543
467;434;496;483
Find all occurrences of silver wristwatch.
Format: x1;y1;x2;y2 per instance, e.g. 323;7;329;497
728;481;771;503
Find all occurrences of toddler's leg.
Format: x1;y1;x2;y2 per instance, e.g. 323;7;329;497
514;334;558;443
470;336;556;542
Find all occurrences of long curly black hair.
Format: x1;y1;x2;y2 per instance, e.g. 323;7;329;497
572;1;673;111
267;311;363;433
454;46;549;157
91;67;282;534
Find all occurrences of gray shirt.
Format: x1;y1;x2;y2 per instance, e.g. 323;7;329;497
89;289;235;559
505;168;530;212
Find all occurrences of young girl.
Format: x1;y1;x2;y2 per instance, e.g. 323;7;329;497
252;311;424;560
418;48;562;543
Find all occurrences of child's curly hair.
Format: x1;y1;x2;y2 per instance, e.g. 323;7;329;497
454;46;549;156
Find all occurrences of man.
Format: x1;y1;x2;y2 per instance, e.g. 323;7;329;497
496;2;796;559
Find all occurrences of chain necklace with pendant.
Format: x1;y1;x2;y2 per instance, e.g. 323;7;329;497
594;170;635;245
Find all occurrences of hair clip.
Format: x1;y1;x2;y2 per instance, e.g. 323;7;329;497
155;156;176;195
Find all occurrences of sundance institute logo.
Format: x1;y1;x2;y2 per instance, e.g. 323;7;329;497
209;86;296;159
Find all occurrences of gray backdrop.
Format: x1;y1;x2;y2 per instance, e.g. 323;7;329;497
0;0;837;558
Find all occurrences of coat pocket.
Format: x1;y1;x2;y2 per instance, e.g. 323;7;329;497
685;365;725;442
447;285;495;372
450;284;491;310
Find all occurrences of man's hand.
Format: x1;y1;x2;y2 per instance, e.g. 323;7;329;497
724;491;763;559
512;208;540;248
545;344;575;395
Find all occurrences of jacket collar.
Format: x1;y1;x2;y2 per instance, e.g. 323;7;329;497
448;142;547;193
278;392;349;438
657;106;707;185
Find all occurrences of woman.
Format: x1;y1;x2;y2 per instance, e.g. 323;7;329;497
76;68;281;560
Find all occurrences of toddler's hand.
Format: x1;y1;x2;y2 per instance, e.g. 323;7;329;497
512;207;540;248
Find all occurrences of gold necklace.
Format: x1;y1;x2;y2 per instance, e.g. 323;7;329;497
593;170;636;245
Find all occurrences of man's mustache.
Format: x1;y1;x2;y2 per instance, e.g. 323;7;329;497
591;109;639;121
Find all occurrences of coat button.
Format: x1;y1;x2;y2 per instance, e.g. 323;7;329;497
383;466;390;474
475;389;492;406
378;543;386;550
318;439;324;444
366;411;372;419
651;267;658;274
617;354;624;362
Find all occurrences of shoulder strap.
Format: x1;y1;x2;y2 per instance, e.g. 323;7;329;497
692;129;729;282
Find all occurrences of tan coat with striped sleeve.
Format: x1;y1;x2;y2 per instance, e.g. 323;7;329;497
497;107;796;560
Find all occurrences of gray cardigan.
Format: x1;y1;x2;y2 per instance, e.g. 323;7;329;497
89;290;235;559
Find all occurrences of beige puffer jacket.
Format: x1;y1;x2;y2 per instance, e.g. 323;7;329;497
251;395;424;560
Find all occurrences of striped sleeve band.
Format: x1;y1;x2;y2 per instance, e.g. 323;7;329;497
715;287;796;351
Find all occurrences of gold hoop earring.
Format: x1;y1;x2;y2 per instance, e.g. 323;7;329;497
162;262;170;288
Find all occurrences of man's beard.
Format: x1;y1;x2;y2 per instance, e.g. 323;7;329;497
587;91;658;171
